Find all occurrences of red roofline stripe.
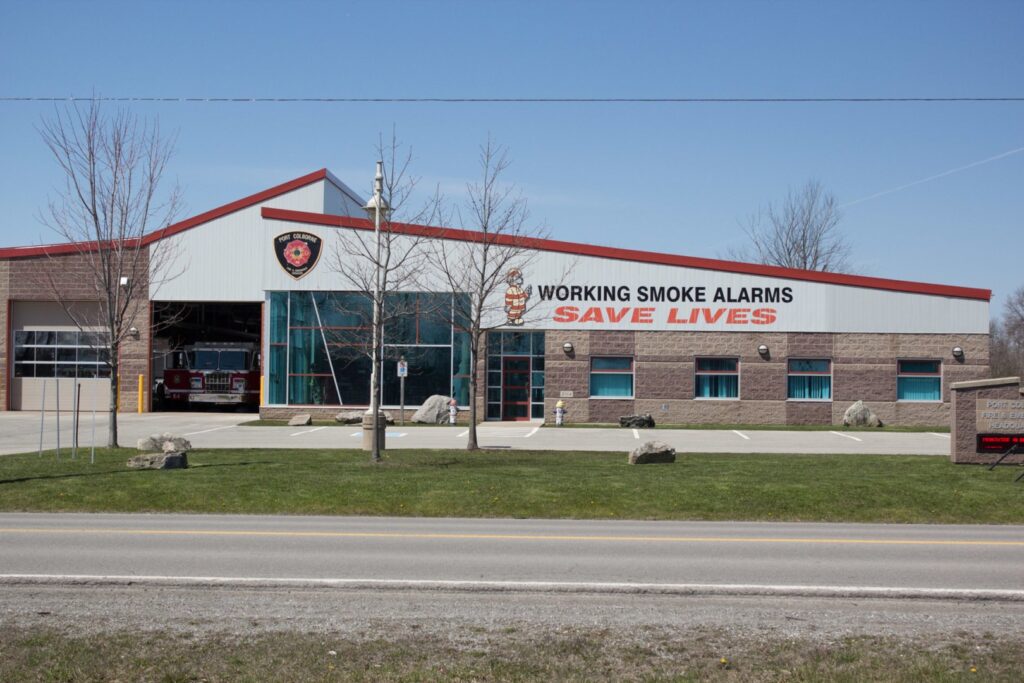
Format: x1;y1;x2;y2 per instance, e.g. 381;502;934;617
262;206;992;302
0;168;329;260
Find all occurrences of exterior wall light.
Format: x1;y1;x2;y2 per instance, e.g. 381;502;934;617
757;344;770;358
563;342;574;354
952;346;964;360
128;326;140;339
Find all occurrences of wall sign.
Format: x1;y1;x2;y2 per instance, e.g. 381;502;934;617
975;399;1024;433
274;231;322;280
976;434;1024;453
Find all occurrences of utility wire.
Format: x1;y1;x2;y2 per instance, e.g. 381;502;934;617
2;96;1024;104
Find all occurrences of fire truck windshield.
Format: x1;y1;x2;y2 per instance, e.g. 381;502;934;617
187;350;249;371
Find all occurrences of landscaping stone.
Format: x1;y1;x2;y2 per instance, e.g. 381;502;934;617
412;395;452;424
628;441;676;465
843;401;883;428
335;410;365;424
127;452;188;470
620;414;656;429
135;433;192;453
288;414;312;426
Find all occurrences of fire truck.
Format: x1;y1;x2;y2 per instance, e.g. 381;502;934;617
159;342;260;408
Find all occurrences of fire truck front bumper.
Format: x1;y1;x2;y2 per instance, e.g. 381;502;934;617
188;393;248;404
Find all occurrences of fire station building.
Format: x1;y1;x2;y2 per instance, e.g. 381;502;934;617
0;169;992;426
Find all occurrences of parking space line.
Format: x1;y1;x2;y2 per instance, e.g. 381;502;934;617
290;426;327;437
732;430;750;440
830;431;863;442
525;426;541;438
929;432;951;439
457;430;468;437
183;425;235;437
632;429;640;439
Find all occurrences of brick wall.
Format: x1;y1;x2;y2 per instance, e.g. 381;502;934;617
1;249;151;413
950;378;1024;464
542;330;989;427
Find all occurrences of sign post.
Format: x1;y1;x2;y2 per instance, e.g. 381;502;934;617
397;356;408;425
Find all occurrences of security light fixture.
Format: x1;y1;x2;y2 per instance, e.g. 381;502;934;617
757;344;770;357
952;346;964;360
119;276;130;287
128;326;140;339
563;342;574;354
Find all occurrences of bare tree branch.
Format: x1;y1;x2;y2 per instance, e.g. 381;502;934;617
730;180;852;273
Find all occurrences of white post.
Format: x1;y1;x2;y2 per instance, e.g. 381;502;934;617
90;391;97;465
368;160;384;461
55;378;61;460
38;379;47;457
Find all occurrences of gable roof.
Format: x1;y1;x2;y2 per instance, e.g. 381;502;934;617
0;168;337;260
262;206;992;302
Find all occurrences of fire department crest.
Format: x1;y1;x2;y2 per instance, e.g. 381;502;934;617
274;231;322;279
504;268;532;326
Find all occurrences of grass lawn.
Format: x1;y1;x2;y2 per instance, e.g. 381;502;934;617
1;448;1021;523
3;626;1021;682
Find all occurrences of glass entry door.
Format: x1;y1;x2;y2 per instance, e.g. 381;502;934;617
501;356;531;421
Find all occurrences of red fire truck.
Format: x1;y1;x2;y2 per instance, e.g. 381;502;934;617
159;343;260;409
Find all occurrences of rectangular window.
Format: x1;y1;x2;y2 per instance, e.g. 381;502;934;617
12;328;109;380
897;360;941;401
787;359;832;400
695;357;739;399
590;356;634;398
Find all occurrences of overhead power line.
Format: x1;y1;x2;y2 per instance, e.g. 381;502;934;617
2;96;1024;104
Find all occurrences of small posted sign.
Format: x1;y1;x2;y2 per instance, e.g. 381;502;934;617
397;360;408;378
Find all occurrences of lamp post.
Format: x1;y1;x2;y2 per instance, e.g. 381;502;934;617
363;161;391;462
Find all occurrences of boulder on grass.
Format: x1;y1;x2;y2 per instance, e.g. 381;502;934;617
620;414;656;429
287;413;312;427
843;401;883;428
128;452;188;470
136;433;192;453
411;395;453;424
336;410;395;425
628;441;676;465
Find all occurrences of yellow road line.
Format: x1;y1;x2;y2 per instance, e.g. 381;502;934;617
0;527;1021;547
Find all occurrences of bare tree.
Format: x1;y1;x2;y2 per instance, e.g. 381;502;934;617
731;180;852;272
329;133;440;462
37;100;181;447
429;139;554;450
991;285;1024;378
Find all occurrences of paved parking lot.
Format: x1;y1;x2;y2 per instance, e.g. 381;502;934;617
0;411;952;456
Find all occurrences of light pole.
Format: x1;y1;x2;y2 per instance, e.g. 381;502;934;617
363;161;390;462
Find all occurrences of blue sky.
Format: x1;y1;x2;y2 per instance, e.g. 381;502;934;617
1;0;1021;312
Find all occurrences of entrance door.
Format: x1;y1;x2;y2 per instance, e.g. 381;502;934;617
501;356;531;421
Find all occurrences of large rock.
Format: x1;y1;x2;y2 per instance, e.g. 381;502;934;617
620;414;656;429
287;414;312;426
411;395;453;424
335;410;395;425
127;452;188;470
843;401;883;428
136;433;192;453
628;441;676;465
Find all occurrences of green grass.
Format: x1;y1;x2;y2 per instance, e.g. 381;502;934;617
1;448;1021;523
554;422;950;432
2;626;1022;682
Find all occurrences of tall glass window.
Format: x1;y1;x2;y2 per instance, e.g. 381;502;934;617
897;360;941;401
787;359;832;400
590;357;634;398
695;358;739;399
267;291;468;407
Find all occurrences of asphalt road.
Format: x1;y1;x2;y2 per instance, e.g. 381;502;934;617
1;513;1021;596
0;411;952;455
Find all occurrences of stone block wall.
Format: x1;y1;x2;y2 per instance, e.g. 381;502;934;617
1;250;151;413
950;377;1024;464
543;329;989;427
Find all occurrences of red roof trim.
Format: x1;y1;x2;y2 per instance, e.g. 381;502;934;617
262;207;992;302
0;169;329;260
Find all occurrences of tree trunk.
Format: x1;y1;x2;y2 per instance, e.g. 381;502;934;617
107;356;119;448
466;333;480;451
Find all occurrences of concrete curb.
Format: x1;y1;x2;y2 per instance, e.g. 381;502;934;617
3;575;1023;602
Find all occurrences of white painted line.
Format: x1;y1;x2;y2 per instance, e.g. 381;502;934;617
632;429;640;439
3;574;1023;601
350;432;362;437
183;425;235;437
290;426;327;437
830;431;863;442
457;430;468;437
386;432;407;438
929;432;951;439
525;426;541;438
732;430;750;440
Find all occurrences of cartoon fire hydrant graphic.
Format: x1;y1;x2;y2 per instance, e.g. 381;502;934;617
504;268;532;326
